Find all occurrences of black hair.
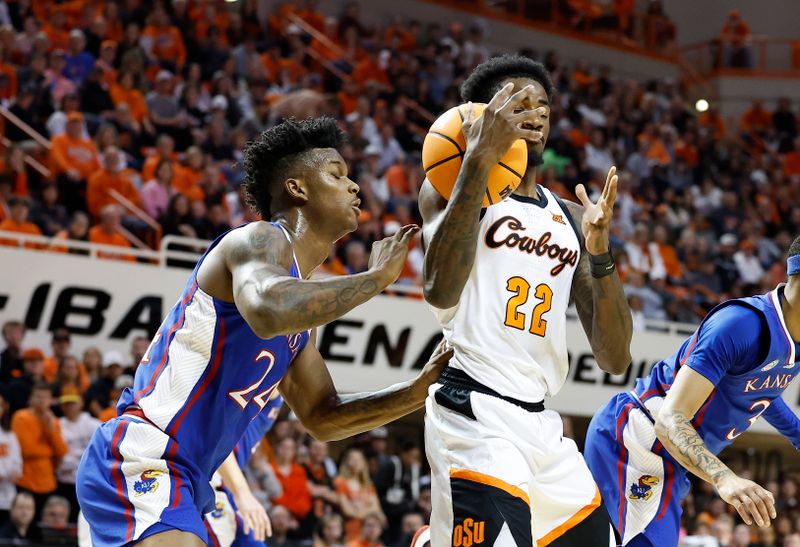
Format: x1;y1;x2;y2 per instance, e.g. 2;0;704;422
243;117;346;218
460;54;555;104
790;236;800;259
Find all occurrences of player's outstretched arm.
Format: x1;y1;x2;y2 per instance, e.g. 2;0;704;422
217;452;272;540
225;223;417;339
655;366;776;528
565;166;632;374
279;335;452;441
762;397;800;450
421;84;547;309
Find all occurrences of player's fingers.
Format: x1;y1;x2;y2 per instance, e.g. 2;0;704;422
498;84;536;112
514;128;544;142
603;166;617;199
740;494;761;526
264;514;273;538
731;498;752;525
754;487;776;523
400;225;421;244
240;513;252;534
487;82;514;112
461;102;475;131
508;106;548;125
764;490;777;519
575;184;592;207
749;491;771;527
606;174;619;209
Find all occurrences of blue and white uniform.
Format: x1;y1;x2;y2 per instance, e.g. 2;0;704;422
77;224;310;547
205;394;284;547
585;286;800;546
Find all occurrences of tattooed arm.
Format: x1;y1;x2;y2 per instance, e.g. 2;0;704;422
280;333;452;441
421;84;547;309
655;366;776;527
563;169;632;374
220;222;416;339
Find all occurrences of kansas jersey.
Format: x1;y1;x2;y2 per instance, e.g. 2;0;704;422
585;286;800;545
431;187;581;401
234;393;283;469
77;222;310;546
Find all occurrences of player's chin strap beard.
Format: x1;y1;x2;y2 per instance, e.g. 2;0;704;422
527;151;544;167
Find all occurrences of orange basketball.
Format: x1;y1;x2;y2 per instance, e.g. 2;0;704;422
422;103;528;207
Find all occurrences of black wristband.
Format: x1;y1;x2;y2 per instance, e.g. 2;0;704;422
588;251;615;278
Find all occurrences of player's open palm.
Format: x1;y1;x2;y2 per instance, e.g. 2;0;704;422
462;82;547;166
236;489;272;540
575;166;618;255
368;225;420;286
717;474;776;528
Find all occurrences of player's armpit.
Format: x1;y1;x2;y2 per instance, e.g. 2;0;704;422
279;336;452;441
563;200;632;374
223;223;387;339
762;397;800;450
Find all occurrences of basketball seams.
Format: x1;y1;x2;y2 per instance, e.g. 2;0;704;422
424;151;464;174
429;131;464;154
499;161;524;179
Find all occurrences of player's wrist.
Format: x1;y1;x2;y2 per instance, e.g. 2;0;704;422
588;249;615;278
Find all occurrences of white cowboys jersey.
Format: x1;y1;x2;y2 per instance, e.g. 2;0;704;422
431;186;582;402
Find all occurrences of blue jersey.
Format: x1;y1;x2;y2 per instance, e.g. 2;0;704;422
234;394;283;469
633;286;799;456
116;223;310;514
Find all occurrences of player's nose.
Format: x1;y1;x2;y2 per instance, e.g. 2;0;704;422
348;177;359;194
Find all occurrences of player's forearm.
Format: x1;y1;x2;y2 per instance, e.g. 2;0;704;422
248;271;387;338
217;452;251;498
305;379;426;442
655;408;734;486
589;272;633;374
423;154;490;309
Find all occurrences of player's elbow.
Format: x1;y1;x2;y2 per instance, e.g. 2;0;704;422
595;350;632;376
245;307;283;340
423;279;459;309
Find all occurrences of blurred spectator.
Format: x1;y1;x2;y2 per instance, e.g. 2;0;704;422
53;211;90;254
40;495;69;528
6;348;45;415
392;513;424;547
84;350;124;418
315;512;347;547
57;390;99;522
31;183;69;236
269;504;307;547
50;111;100;213
719;9;752;68
141;159;176;220
0;491;40;543
335;449;385;542
0;391;21;525
141;5;186;71
126;335;150;377
733;240;765;288
0;196;42;248
81;347;103;385
348;512;385;547
271;437;313;533
11;382;68;516
304;440;340;519
87;146;141;219
63;30;95;86
42;328;72;383
88;204;134;261
53;355;88;397
0;320;25;382
375;441;422;543
98;375;133;422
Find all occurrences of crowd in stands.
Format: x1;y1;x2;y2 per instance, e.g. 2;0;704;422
0;0;798;544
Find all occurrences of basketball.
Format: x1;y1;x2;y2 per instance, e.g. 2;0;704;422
422;103;528;207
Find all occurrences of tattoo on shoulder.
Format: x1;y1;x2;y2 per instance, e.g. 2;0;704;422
230;223;293;270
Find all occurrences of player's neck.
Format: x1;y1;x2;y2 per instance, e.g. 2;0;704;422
272;211;331;277
782;279;800;343
514;168;540;198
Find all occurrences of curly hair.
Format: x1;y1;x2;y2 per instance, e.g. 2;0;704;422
242;117;346;217
790;235;800;258
460;54;555;104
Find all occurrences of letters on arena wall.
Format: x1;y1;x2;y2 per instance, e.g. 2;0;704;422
2;248;798;432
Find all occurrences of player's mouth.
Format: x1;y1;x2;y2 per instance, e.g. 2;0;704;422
351;199;361;214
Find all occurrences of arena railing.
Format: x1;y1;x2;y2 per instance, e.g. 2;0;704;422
0;230;701;336
680;36;800;77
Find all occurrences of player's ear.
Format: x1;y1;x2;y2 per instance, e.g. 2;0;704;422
283;177;309;204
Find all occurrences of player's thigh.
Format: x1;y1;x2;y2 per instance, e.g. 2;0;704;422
134;529;206;547
425;389;535;547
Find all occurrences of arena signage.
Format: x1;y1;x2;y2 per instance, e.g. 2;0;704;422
1;248;798;432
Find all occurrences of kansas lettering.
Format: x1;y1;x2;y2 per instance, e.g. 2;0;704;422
485;215;579;276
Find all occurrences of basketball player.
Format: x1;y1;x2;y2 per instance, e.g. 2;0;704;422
204;392;284;547
584;239;800;546
76;117;453;547
419;55;633;546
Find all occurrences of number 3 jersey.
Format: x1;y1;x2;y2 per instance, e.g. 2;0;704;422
115;222;310;514
430;187;581;402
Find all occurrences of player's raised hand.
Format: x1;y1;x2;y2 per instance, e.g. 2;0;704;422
575;166;619;255
368;224;420;287
236;489;272;540
716;473;776;528
462;83;547;167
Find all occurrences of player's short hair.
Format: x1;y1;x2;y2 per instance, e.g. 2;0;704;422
460;54;555;104
243;117;346;218
789;235;800;259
